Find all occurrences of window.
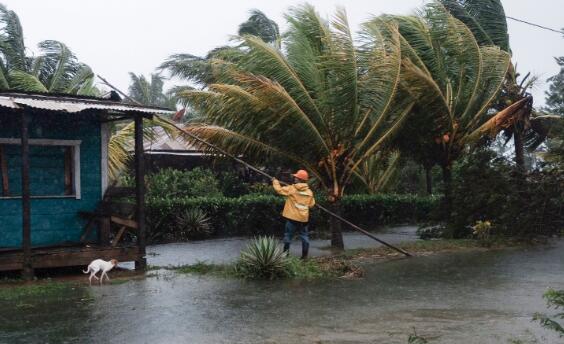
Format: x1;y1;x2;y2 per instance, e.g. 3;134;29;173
0;139;81;199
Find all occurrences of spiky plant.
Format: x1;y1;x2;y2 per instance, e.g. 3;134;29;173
175;208;212;240
235;236;289;280
180;5;413;249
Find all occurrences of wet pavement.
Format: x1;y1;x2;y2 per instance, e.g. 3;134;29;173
1;227;563;343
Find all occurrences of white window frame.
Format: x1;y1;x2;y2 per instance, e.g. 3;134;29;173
0;138;81;199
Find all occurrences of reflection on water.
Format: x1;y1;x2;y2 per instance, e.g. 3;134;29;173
2;237;563;343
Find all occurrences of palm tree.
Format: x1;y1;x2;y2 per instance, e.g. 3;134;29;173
353;151;400;194
439;0;551;172
107;73;182;180
128;72;177;109
238;9;280;46
180;5;413;249
160;9;279;90
0;5;97;95
371;3;511;224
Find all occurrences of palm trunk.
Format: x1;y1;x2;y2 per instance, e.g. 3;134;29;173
425;165;433;195
441;165;452;223
514;127;525;172
329;200;344;250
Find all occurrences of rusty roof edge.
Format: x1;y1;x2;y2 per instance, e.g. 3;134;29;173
0;92;175;114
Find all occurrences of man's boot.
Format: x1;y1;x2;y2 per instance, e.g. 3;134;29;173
283;243;290;256
301;243;309;260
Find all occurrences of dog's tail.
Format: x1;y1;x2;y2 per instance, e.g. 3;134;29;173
83;266;90;274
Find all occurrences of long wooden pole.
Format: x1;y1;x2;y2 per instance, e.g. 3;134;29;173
21;110;33;279
97;75;412;257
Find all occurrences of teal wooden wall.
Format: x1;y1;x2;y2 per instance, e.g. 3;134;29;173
0;112;102;247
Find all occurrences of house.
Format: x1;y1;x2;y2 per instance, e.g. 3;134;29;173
143;126;210;172
0;91;174;277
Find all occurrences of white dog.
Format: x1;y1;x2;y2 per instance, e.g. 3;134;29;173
83;259;118;285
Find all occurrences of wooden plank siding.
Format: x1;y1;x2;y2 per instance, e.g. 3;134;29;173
0;112;102;248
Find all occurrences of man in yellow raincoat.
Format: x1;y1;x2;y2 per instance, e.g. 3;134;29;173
272;169;315;259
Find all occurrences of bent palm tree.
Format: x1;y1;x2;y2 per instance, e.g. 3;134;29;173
440;0;552;172
160;9;279;90
238;9;280;46
371;3;511;226
0;5;96;95
128;72;178;109
181;5;413;249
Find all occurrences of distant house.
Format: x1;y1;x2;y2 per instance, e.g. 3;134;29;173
143;127;210;171
0;91;173;276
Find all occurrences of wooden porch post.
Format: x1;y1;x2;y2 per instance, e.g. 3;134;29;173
21;110;33;279
134;115;147;270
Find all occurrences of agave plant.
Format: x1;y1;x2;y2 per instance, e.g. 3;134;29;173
175;208;212;240
235;236;289;280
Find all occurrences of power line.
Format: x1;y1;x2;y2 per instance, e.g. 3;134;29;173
506;16;564;35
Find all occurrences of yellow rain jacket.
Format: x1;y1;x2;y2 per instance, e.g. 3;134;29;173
273;179;315;223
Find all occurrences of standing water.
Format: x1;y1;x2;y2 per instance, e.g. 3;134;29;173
1;231;563;343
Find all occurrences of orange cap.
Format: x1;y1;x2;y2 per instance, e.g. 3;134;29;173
292;169;309;181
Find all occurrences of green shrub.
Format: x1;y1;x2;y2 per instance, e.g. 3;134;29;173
147;167;222;199
449;149;564;238
217;170;249;197
234;236;289;280
248;182;276;195
533;289;564;336
285;256;325;279
146;194;438;243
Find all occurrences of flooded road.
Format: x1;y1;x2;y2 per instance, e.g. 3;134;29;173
1;231;563;343
144;225;419;267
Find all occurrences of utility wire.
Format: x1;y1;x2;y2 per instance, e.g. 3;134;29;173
506;15;564;35
97;74;413;258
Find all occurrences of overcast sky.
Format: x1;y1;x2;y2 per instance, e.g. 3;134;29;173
3;0;563;107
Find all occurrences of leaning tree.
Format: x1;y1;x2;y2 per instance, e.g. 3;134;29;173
180;5;414;249
371;3;512;225
0;5;97;95
440;0;554;172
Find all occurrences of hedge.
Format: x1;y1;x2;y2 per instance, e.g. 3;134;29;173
146;194;439;243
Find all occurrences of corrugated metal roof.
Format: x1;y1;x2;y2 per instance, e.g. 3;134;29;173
143;127;201;152
0;92;175;115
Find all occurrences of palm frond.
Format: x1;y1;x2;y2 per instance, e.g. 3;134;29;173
238;9;280;45
8;70;47;92
439;0;510;52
